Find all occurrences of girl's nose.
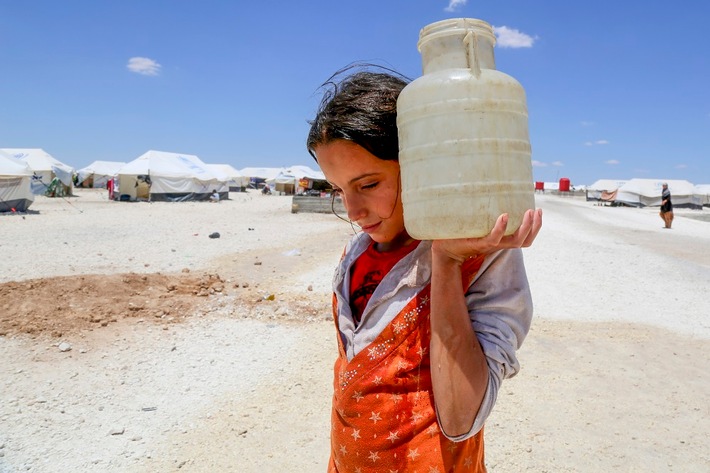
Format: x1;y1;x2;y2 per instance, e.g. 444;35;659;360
343;193;366;222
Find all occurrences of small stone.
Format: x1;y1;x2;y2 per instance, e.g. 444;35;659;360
109;427;125;435
58;342;72;352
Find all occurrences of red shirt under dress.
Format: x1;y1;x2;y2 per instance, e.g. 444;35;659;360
348;238;421;326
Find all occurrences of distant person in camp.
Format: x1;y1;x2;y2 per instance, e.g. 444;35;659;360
107;177;115;200
209;190;220;203
660;182;673;229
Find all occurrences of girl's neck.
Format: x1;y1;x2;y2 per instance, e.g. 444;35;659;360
373;232;417;253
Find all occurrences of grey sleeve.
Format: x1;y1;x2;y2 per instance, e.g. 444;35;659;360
442;248;533;441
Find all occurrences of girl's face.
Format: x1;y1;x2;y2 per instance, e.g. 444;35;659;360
314;140;407;250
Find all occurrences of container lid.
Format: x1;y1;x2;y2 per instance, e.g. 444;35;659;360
418;18;496;49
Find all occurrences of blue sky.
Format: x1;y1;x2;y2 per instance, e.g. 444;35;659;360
1;0;709;185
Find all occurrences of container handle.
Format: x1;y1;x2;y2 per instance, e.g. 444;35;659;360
463;31;481;78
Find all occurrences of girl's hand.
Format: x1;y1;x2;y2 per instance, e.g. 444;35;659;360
431;208;543;263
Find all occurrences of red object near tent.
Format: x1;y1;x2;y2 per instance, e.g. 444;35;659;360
559;177;571;192
534;181;544;191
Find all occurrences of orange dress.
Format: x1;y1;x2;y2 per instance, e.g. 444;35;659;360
328;256;487;473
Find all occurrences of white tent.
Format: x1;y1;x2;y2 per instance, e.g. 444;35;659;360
76;160;126;188
1;148;74;196
238;166;286;191
207;164;249;191
615;179;696;208
586;179;628;201
117;150;229;202
693;184;710;207
239;167;285;180
286;164;326;181
0;150;35;212
265;165;328;194
543;181;559;192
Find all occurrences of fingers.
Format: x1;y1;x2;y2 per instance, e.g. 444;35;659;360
432;209;542;259
521;208;543;247
500;208;543;248
487;213;509;245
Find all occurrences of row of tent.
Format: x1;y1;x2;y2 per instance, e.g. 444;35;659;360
585;179;710;208
5;149;708;212
0;148;327;211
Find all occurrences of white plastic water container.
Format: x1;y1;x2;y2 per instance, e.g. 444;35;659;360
397;18;535;239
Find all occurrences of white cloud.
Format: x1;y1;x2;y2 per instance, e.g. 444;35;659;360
605;160;620;165
493;26;535;48
675;164;687;169
584;140;610;146
531;160;547;167
127;57;162;76
444;0;467;12
551;161;564;167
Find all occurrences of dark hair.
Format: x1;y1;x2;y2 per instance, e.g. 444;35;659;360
307;65;410;162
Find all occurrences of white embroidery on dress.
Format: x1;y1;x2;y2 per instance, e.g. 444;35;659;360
339;364;361;390
339;296;429;391
393;321;405;334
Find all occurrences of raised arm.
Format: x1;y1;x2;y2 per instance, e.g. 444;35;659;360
429;208;541;437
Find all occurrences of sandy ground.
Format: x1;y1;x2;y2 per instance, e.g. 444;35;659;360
1;189;708;472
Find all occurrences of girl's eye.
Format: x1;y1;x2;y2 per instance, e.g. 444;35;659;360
362;182;378;190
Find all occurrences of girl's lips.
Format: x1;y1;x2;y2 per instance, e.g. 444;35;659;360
360;222;381;233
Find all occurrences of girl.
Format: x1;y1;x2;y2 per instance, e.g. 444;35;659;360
307;68;542;472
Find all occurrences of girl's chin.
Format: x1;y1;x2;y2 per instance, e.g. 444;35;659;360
368;233;394;245
369;229;410;247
